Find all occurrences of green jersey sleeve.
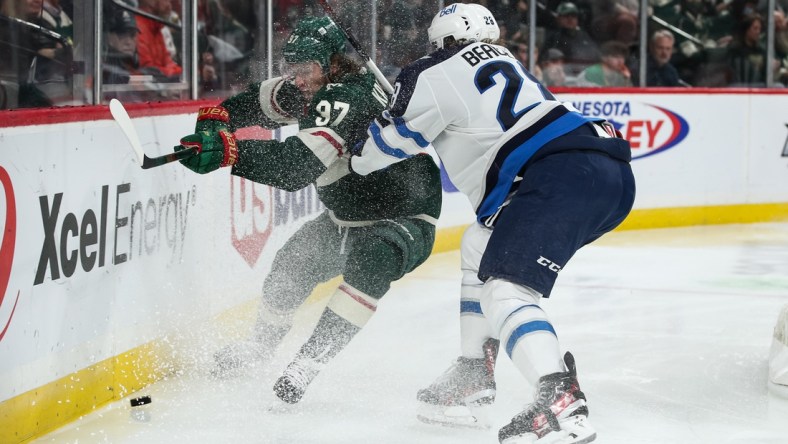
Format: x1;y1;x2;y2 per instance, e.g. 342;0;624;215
231;72;390;195
231;136;326;192
220;77;305;131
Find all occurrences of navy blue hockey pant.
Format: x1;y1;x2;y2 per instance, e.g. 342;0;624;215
478;150;635;297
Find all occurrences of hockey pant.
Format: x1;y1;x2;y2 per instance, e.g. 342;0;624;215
254;210;435;359
471;150;634;383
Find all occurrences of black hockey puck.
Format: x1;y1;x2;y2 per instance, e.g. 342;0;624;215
130;395;152;407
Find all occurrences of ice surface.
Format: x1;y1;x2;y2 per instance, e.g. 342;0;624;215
33;223;788;444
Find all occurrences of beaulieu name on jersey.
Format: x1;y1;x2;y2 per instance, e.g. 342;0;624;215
460;44;514;67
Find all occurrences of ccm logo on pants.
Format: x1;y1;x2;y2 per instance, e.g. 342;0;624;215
537;256;562;273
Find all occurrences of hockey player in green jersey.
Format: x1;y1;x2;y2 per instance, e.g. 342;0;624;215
175;16;442;404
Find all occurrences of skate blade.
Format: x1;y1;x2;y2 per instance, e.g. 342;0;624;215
503;432;597;444
554;413;596;444
266;398;299;414
768;380;788;399
502;416;596;444
416;402;492;430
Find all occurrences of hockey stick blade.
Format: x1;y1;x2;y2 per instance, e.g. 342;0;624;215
109;98;145;165
108;98;198;169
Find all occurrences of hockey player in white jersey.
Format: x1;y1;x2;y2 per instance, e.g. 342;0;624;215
351;3;636;443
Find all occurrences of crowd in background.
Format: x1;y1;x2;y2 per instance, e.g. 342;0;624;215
466;0;786;88
1;0;787;109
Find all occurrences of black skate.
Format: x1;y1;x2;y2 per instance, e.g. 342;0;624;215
498;352;596;444
273;357;323;404
272;308;360;404
416;338;499;429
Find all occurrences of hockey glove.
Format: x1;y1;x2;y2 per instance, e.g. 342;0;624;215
177;130;238;174
195;105;231;133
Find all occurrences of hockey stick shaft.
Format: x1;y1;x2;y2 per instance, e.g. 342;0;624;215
316;0;395;95
109;98;198;169
141;146;199;169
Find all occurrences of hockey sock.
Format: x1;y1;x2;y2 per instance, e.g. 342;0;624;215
460;277;497;358
480;278;563;384
298;282;378;363
253;298;293;345
460;223;497;358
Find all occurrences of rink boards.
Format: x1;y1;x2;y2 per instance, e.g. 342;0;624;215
1;89;788;442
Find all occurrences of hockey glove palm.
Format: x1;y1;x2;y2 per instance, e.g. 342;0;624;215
177;130;238;174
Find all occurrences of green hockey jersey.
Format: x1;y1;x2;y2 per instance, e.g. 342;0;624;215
225;71;442;223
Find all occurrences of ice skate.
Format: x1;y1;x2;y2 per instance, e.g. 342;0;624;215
210;323;287;378
416;338;499;429
272;356;324;404
209;339;274;378
498;352;596;444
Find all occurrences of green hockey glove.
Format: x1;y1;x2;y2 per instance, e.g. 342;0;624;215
177;130;238;174
195;105;231;132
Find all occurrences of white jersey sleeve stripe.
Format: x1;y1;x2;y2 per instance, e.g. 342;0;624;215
368;120;415;159
392;116;430;147
258;77;298;124
296;127;346;168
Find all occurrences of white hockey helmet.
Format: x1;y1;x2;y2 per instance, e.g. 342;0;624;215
467;3;500;42
428;3;486;49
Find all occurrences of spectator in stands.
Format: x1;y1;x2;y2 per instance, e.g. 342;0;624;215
493;0;556;31
730;0;759;22
41;0;72;41
158;0;180;66
776;8;788;58
726;13;768;86
206;0;253;56
382;0;432;67
775;9;788;85
199;50;220;92
576;40;632;87
589;0;638;45
512;40;543;81
20;0;67;77
540;0;595;29
103;10;141;84
136;0;182;81
4;0;72;107
675;0;720;43
498;0;536;44
540;47;568;87
660;0;736;86
633;29;686;86
541;1;601;75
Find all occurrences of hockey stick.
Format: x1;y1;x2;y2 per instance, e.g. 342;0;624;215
316;0;395;95
109;99;198;169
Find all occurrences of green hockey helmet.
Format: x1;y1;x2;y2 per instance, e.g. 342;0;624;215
283;16;346;70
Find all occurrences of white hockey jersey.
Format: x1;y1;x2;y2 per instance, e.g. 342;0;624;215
351;42;622;221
